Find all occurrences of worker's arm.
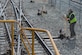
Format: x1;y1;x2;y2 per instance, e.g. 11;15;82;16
67;14;74;23
65;17;70;21
66;13;74;20
63;14;70;21
64;18;69;21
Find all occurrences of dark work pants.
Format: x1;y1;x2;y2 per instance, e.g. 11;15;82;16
70;22;76;37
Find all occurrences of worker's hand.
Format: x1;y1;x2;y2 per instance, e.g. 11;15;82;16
65;18;70;21
63;14;70;21
64;14;66;17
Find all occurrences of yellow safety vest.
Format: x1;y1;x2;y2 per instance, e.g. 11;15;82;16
69;13;77;24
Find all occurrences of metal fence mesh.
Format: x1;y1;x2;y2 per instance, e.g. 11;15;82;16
49;0;82;34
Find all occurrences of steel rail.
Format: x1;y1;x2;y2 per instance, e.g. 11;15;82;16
22;14;54;55
10;0;55;55
2;15;16;55
0;0;9;16
22;28;60;55
14;3;54;55
3;14;12;42
0;1;16;55
10;0;21;55
0;0;12;42
10;0;18;20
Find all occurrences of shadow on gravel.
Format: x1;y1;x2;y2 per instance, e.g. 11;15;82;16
62;38;77;50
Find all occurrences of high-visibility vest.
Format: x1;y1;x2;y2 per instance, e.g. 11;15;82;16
69;13;77;24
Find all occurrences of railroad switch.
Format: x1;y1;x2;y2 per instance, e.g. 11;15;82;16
54;29;69;40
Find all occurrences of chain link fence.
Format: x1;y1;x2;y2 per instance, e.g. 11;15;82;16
48;0;82;34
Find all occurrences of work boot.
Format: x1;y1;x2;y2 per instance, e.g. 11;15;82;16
69;36;76;40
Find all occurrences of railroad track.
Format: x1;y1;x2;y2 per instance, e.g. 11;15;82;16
0;0;13;55
0;22;9;55
0;0;59;55
11;0;56;55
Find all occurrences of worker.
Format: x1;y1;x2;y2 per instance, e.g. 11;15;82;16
66;9;77;40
